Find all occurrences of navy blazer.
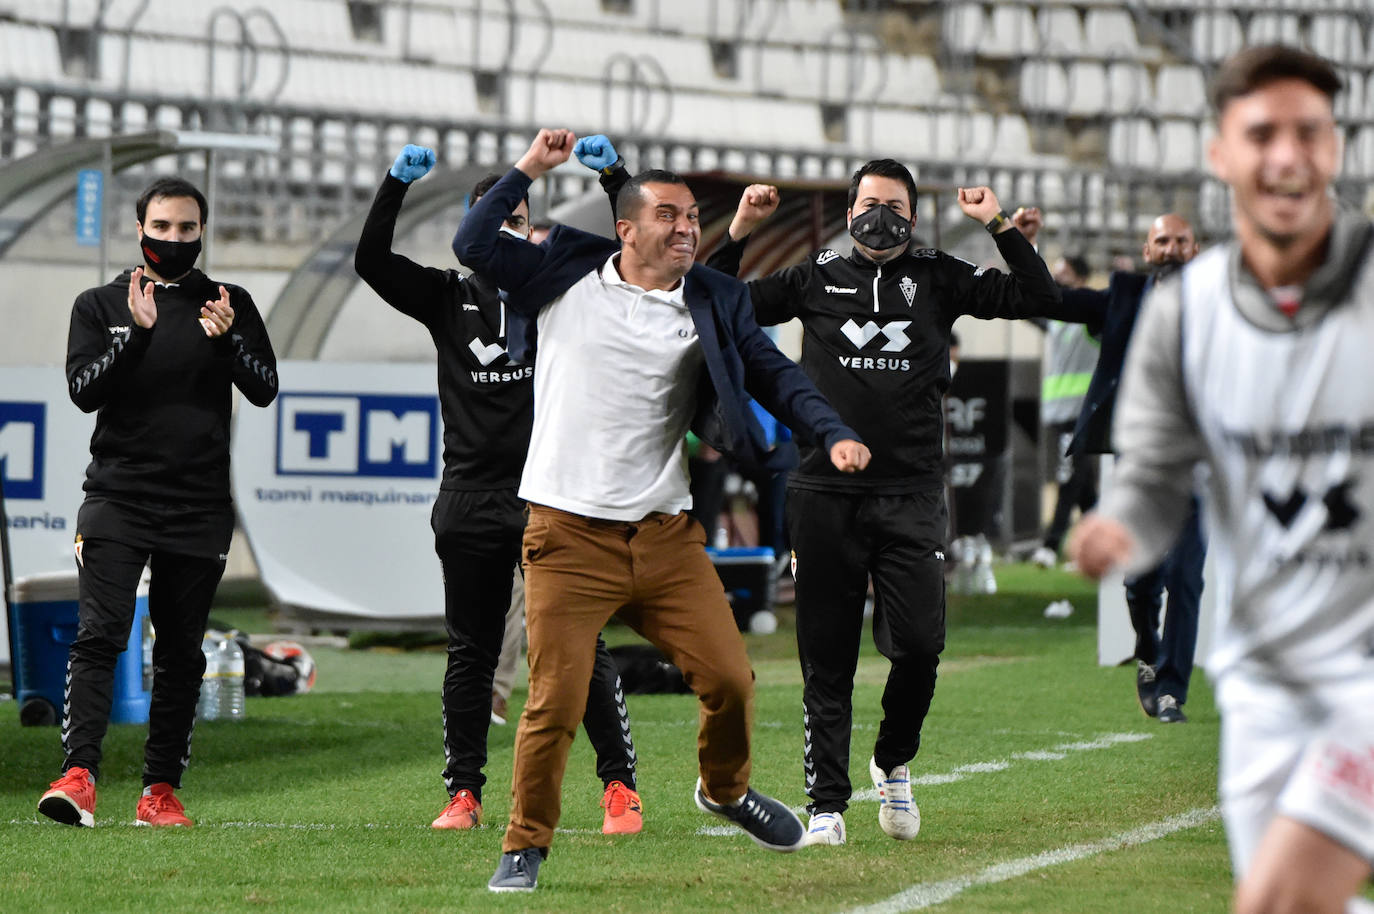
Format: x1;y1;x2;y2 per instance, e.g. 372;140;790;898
452;168;861;475
1063;271;1151;456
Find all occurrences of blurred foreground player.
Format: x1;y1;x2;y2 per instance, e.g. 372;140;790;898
1071;45;1374;914
41;177;278;827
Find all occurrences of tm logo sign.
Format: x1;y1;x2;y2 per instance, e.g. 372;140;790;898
0;401;45;499
276;393;438;479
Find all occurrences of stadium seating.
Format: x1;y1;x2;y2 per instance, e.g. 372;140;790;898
1;0;1371;258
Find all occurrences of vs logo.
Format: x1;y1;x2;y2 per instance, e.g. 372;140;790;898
0;401;45;499
1262;479;1360;532
276;393;438;478
840;319;911;352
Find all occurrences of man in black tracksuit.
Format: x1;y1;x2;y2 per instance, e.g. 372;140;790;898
39;177;278;828
709;160;1091;845
353;146;642;833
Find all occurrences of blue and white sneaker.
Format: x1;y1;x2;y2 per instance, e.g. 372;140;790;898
488;847;542;892
869;757;921;840
803;811;846;846
694;778;804;852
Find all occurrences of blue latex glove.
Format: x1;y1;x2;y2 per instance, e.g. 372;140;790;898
573;135;619;172
389;145;436;183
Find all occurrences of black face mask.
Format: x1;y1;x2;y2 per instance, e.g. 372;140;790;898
849;204;912;251
140;235;202;280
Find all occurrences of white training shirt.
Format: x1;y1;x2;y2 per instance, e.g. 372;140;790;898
1101;212;1374;686
519;253;704;521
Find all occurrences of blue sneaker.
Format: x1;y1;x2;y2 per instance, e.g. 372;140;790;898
694;778;804;852
487;848;542;892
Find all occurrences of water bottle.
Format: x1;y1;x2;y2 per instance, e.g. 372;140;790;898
197;634;221;721
219;636;245;721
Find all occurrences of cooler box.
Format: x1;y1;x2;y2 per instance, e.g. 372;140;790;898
8;571;150;727
706;546;776;630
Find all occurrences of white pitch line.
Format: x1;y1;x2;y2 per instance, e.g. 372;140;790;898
699;731;1153;837
846;731;1151;802
838;806;1221;914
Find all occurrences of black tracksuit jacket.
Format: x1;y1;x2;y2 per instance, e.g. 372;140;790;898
65;268;278;503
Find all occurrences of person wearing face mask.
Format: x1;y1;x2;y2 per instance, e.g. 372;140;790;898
1018;212;1205;725
706;159;1089;847
352;145;644;836
39;178;278;828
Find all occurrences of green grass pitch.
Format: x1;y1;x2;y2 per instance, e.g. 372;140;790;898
2;565;1244;913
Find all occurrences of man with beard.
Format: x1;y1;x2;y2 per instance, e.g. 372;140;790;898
708;161;1090;847
1020;212;1204;725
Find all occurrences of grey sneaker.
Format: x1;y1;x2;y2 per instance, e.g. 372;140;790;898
1157;694;1188;724
694;778;804;852
1136;661;1159;718
488;847;542;893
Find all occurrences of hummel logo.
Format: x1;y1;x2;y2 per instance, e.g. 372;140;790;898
840;319;911;352
825;285;858;294
462;304;480;311
816;250;840;265
107;325;130;334
899;276;917;307
469;337;506;366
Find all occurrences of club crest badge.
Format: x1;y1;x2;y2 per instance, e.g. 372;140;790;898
899;276;917;307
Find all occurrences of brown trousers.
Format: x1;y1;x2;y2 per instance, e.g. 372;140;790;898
503;504;754;852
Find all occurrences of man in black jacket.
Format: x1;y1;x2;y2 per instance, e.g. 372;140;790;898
353;146;642;835
39;177;278;828
1022;212;1205;725
711;160;1087;847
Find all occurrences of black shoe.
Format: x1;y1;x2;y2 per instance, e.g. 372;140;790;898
1157;695;1187;724
488;847;542;893
694;778;804;852
1136;661;1158;717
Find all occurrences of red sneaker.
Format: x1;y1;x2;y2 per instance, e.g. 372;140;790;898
431;789;481;830
38;767;97;827
136;783;193;827
601;780;642;835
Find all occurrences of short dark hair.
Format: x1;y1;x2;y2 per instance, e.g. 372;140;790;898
1062;253;1090;280
136;177;207;225
847;159;918;212
469;173;529;209
615;169;689;221
1210;44;1343;115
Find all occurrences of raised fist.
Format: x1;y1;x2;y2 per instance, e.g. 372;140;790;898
573;135;619;172
389;144;436;183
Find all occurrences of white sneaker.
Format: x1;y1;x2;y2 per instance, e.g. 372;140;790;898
803;811;846;846
1030;546;1057;569
869;757;920;840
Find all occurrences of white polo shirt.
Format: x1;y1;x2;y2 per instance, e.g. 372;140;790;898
519;253;704;521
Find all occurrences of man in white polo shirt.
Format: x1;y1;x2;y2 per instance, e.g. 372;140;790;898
454;129;869;892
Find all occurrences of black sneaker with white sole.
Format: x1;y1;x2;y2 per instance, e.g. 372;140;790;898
488;847;543;892
693;778;804;852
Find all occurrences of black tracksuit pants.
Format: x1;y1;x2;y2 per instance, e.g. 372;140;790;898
788;486;947;815
433;489;636;803
66;538;225;787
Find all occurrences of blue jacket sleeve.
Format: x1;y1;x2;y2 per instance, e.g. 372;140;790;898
451;168;547;313
723;284;860;452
